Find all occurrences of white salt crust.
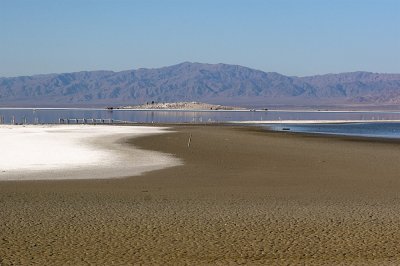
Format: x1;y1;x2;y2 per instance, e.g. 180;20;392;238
0;125;181;181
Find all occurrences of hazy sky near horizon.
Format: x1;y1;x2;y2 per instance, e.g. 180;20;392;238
1;0;399;77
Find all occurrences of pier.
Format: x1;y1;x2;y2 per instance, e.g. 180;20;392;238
58;118;113;124
0;116;131;125
58;118;131;124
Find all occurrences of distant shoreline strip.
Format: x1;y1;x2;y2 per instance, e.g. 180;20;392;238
229;120;400;124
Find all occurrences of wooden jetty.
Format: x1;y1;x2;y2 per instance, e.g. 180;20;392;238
58;118;131;125
59;118;113;124
0;116;131;125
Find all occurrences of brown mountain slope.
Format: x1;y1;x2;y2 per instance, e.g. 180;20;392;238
0;62;399;107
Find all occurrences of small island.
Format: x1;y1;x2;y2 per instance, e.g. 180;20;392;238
115;101;248;111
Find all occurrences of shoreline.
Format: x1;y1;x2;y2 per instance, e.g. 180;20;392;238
2;125;400;264
4;106;400;113
230;119;400;123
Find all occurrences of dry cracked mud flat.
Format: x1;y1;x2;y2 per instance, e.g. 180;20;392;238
2;125;400;265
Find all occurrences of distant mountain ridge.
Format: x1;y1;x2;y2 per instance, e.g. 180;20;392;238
1;62;400;107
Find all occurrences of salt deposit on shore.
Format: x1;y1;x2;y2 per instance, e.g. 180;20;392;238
0;125;180;181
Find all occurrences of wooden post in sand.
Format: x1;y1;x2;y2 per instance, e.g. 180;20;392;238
187;133;192;148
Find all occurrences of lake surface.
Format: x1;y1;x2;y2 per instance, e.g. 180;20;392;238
2;108;400;124
266;122;400;139
2;108;400;139
0;108;267;124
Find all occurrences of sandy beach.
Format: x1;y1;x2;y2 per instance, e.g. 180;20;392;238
2;125;400;264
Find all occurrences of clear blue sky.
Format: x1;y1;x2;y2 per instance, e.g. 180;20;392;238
1;0;399;77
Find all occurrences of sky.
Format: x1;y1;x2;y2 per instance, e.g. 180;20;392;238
1;0;399;77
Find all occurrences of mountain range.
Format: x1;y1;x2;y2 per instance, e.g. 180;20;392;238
1;62;400;108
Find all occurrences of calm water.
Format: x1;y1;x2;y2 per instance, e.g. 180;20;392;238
2;108;400;139
267;122;400;139
2;108;400;124
0;108;267;124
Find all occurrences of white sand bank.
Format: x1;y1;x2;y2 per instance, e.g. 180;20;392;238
0;125;181;181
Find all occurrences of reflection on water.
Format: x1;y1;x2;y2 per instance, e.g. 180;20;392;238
2;109;400;124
